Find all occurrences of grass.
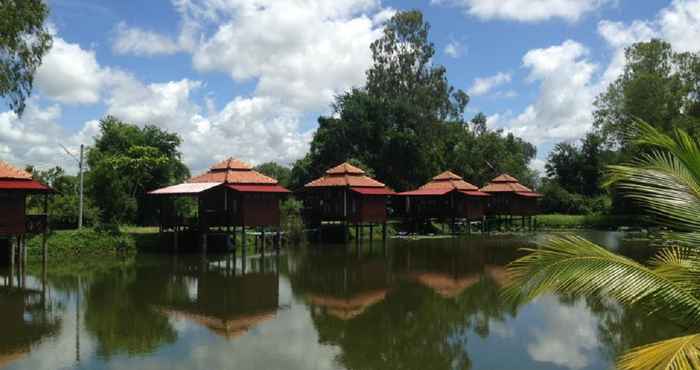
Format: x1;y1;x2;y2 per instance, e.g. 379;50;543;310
536;214;650;230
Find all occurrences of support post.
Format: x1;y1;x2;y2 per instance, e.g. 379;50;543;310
382;222;387;242
369;224;373;244
241;226;247;274
9;237;15;288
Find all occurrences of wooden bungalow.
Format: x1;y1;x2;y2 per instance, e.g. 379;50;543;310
148;158;290;252
480;174;542;230
397;171;490;233
0;161;52;267
300;162;395;242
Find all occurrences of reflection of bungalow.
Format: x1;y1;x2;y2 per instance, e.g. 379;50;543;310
409;272;480;299
480;174;542;216
158;271;280;339
484;265;509;287
398;171;490;232
0;286;60;367
149;158;290;250
308;290;387;320
300;163;394;241
0;161;53;264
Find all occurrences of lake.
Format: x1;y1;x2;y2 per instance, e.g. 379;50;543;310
0;231;678;370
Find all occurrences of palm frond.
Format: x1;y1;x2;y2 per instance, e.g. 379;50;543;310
631;120;700;180
607;150;700;231
504;235;700;326
618;333;700;370
651;247;700;298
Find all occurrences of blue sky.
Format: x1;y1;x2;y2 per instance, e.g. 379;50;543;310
2;0;698;175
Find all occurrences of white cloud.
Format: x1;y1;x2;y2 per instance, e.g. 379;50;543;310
35;37;106;104
467;72;511;96
659;0;700;53
113;22;181;56
444;40;462;58
432;0;613;22
527;296;599;369
186;0;387;110
494;40;598;145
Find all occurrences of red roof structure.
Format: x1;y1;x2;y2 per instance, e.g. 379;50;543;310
480;173;541;196
189;158;278;185
305;162;388;189
0;161;52;192
399;171;489;197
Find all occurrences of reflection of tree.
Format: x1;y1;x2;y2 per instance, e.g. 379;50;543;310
0;286;62;367
584;295;686;363
289;242;520;370
84;267;177;358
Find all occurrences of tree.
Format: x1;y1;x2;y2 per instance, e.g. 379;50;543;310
505;121;700;369
292;10;536;191
594;40;700;152
254;162;292;188
87;116;189;224
0;0;52;115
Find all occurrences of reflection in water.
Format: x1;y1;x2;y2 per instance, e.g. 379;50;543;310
0;268;61;369
1;232;681;370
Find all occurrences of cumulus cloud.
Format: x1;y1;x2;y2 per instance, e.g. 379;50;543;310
492;40;597;147
187;0;387;111
432;0;613;22
467;72;511;96
113;22;181;56
444;40;463;58
34;36;106;104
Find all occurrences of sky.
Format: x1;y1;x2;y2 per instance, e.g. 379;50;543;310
2;0;699;176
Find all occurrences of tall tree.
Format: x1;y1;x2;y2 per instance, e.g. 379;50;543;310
0;0;52;115
594;39;700;152
87;116;189;224
292;10;535;191
254;162;292;188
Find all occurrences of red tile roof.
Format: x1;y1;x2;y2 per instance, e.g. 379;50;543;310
398;188;452;196
0;161;32;179
0;161;53;192
418;171;480;191
189;157;278;185
350;187;396;195
226;184;291;193
480;173;535;193
305;162;386;188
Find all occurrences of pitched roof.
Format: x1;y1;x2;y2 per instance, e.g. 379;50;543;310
480;173;535;193
305;162;386;188
189;157;278;185
418;171;480;191
0;161;53;192
0;161;32;179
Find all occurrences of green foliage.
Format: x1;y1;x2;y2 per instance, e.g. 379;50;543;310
27;166;100;228
254;162;292;187
26;228;136;258
292;10;536;191
506;121;700;369
280;197;305;244
539;180;611;215
535;214;644;230
0;0;52;115
87;116;189;224
594;39;700;152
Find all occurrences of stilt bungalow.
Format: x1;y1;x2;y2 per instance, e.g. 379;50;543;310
148;158;290;252
397;171;490;233
0;161;52;267
300;162;395;242
480;174;542;230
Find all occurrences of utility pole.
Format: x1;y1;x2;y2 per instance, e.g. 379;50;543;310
60;144;86;229
78;144;84;229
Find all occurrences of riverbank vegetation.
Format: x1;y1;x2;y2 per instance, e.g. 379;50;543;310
506;123;700;370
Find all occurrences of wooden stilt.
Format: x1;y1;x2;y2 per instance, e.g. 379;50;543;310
10;236;15;288
241;226;247;273
276;228;281;251
369;224;373;243
382;222;387;242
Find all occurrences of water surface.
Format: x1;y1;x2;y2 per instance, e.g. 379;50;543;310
0;232;677;370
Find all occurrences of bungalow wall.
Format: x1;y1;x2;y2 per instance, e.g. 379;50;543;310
0;191;26;235
198;188;281;228
302;188;388;224
487;193;539;216
403;194;486;220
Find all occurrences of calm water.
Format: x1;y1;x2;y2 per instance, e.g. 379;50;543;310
0;231;678;370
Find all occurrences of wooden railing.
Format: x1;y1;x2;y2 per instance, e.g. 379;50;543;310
25;214;48;234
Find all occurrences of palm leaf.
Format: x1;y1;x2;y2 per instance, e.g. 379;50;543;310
504;235;700;326
651;247;700;298
618;333;700;370
607;150;700;231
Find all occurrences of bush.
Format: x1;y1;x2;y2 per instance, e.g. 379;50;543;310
280;197;305;244
540;181;611;215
